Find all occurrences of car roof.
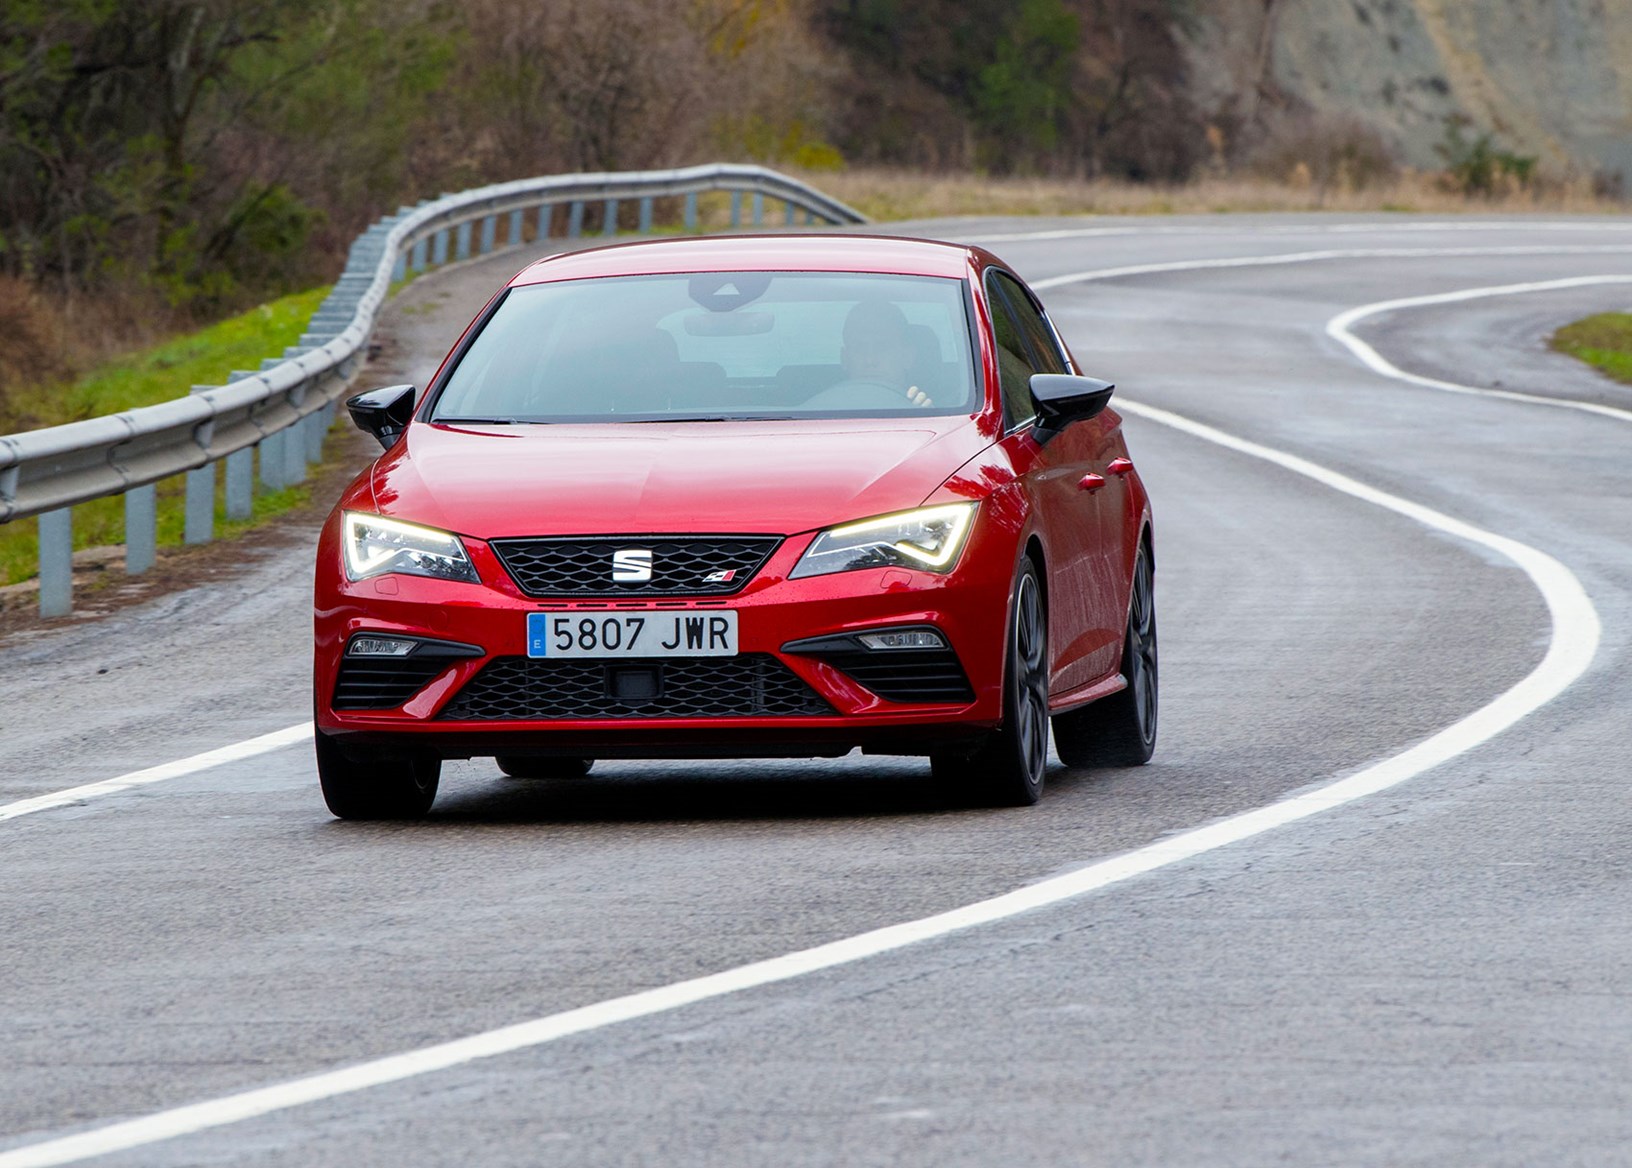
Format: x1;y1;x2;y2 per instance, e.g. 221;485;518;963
509;233;981;286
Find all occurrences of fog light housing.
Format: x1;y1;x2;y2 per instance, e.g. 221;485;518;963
856;628;947;651
348;636;419;657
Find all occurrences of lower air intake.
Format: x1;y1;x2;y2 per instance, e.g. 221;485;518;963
333;656;452;710
812;648;976;704
439;655;833;720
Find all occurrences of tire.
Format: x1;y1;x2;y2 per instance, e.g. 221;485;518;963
316;731;440;820
1052;541;1157;768
495;756;594;779
933;558;1050;807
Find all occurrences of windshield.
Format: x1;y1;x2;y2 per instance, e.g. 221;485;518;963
429;271;978;423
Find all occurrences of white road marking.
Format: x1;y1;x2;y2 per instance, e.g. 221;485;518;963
1029;244;1632;290
1326;275;1632;423
0;724;312;824
973;221;1632;243
0;403;1600;1168
1034;246;1632;424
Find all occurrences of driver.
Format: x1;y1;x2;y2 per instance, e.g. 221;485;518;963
838;300;933;407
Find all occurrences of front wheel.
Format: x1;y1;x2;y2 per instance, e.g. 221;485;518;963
316;731;440;820
933;558;1049;807
1052;542;1157;768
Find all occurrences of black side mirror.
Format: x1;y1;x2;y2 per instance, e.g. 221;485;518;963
347;384;417;449
1029;373;1114;440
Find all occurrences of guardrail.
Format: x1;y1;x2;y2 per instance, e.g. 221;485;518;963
0;163;865;617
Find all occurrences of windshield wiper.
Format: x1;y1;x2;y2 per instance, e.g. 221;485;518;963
436;417;522;425
627;415;796;423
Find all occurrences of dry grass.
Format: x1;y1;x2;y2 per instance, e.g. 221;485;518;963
795;167;1632;222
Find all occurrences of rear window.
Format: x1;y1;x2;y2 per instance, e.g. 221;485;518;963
429;271;978;423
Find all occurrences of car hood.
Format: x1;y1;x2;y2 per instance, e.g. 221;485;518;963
369;417;995;538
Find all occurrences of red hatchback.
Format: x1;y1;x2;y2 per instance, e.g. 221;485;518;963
314;234;1155;817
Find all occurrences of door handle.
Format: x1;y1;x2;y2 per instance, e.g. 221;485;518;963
1077;473;1106;493
1107;457;1134;476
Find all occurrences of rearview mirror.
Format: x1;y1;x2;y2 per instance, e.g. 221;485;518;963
347;384;417;449
1028;373;1114;439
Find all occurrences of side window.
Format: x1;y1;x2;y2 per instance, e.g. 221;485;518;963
991;271;1068;376
985;276;1038;427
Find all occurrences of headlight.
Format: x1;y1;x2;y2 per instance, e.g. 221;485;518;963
343;512;479;584
790;502;977;579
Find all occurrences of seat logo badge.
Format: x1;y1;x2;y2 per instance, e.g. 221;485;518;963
702;569;737;584
612;549;653;582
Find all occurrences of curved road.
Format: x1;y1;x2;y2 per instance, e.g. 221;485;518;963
3;214;1631;1166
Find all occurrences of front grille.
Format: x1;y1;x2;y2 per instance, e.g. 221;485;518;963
439;654;833;720
490;535;781;598
334;657;451;710
813;648;976;704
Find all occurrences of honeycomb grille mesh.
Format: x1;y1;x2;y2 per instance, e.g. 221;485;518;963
490;536;781;597
439;654;833;720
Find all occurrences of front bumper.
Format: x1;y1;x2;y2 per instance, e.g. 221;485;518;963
314;520;1013;759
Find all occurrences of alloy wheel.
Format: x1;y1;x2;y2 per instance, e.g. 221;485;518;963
1013;571;1049;790
1126;550;1158;747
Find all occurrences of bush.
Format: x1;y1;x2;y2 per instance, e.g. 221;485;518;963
1434;115;1537;197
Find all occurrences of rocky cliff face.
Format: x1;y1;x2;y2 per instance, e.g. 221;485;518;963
1184;0;1632;183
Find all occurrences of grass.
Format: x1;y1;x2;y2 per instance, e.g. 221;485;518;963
3;286;329;429
1551;312;1632;384
0;284;340;589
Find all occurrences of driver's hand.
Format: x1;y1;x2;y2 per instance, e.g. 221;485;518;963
906;385;933;407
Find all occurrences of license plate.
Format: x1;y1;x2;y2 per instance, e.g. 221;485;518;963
526;611;738;659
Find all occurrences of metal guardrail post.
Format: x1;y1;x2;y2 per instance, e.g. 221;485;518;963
184;464;214;544
392;253;407;282
509;209;524;245
480;216;496;254
304;408;326;462
730;191;742;228
684;193;698;232
639;198;653;233
224;449;253;520
603;199;619;236
752;193;763;226
432;229;449;266
37;508;71;618
455;221;472;261
282;423;306;484
785;200;796;225
568;202;584;238
261;433;286;491
126;484;157;574
410;238;428;271
536;204;551;241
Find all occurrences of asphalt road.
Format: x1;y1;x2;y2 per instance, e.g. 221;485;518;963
3;213;1631;1166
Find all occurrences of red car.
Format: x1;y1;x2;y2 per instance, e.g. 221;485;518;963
314;234;1155;818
